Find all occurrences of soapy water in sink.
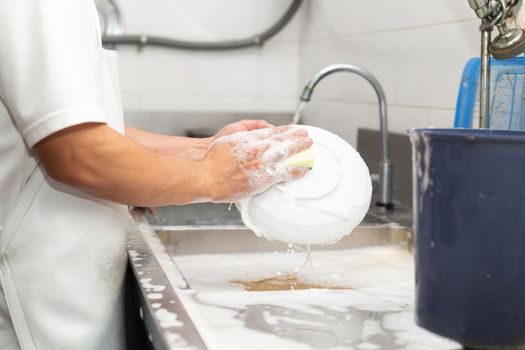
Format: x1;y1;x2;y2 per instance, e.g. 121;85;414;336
171;245;413;293
231;245;352;291
231;274;349;292
173;246;461;350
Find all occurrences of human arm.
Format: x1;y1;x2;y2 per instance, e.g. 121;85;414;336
0;0;312;206
125;126;211;160
125;119;274;160
35;123;312;206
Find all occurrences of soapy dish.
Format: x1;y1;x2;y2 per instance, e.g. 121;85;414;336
236;126;372;246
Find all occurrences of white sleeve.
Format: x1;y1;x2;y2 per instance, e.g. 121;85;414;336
0;0;107;148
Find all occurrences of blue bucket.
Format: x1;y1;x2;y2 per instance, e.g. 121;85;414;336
410;128;525;349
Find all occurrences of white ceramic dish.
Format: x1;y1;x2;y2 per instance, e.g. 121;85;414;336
237;126;372;246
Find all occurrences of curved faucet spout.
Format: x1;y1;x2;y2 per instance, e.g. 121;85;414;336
297;64;393;208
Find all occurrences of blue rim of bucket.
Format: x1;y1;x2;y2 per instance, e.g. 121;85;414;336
409;128;525;143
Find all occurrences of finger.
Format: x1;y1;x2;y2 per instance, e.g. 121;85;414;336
261;121;276;128
262;136;311;163
247;125;292;141
240;119;273;131
274;165;310;183
264;164;310;187
259;134;312;164
247;127;276;140
274;124;304;132
240;140;271;157
238;120;273;132
261;137;313;164
286;136;313;157
293;128;309;137
288;166;310;179
270;125;293;134
260;139;294;164
272;127;308;141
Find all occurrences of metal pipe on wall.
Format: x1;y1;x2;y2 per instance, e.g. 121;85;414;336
101;0;303;51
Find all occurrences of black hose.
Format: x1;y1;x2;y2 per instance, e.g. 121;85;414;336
102;0;303;51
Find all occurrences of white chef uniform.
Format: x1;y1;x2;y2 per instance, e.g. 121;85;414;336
0;0;127;349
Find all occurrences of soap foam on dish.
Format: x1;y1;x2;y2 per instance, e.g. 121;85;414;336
236;126;372;246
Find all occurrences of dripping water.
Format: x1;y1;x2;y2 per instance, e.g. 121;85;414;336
296;245;313;276
292;101;307;125
231;244;352;291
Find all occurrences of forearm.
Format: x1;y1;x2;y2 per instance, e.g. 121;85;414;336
36;124;215;207
125;126;211;160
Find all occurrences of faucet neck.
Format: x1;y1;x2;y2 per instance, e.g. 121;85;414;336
298;64;393;208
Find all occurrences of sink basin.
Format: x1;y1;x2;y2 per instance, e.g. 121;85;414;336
141;226;458;349
145;203;244;227
157;226;410;256
128;204;460;350
157;226;412;292
143;203;397;228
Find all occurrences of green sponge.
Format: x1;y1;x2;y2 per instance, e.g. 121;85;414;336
284;148;315;169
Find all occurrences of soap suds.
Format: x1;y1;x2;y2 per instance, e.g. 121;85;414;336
147;293;163;300
141;278;166;293
155;308;183;328
211;126;311;202
173;246;459;350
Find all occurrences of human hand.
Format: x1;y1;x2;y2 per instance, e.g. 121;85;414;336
212;119;274;140
146;120;275;161
202;126;313;202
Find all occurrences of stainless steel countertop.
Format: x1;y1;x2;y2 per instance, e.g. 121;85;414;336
127;213;207;349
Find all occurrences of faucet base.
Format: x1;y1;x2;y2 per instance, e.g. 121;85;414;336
376;201;395;210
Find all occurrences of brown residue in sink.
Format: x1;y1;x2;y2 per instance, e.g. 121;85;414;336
231;275;350;292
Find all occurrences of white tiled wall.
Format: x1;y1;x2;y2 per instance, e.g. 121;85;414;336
117;0;483;145
297;0;481;145
117;0;301;114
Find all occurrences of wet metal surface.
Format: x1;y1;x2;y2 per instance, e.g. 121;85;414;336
127;200;452;349
143;200;411;229
127;215;207;349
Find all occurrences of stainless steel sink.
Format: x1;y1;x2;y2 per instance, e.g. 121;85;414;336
127;204;462;350
145;203;244;227
156;226;411;257
143;201;415;294
143;201;410;229
124;117;426;348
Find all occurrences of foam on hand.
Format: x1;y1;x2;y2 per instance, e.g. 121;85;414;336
236;126;372;246
211;127;310;202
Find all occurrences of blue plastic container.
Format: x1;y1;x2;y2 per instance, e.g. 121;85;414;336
410;128;525;349
455;57;525;130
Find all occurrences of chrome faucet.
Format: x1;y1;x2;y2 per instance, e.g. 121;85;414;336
296;64;393;208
